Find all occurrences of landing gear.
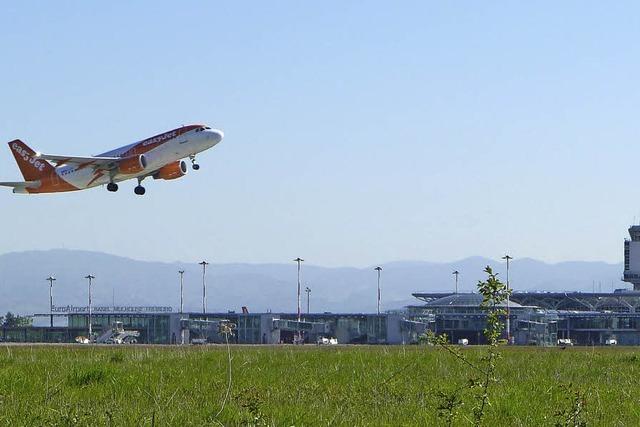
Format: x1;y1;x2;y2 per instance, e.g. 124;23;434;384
134;177;146;195
190;154;200;170
107;182;118;192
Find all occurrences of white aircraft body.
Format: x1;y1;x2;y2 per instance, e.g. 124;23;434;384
1;124;224;195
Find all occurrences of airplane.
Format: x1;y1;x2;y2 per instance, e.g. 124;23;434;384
0;124;224;195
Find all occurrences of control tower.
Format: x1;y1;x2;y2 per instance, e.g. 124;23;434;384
623;226;640;290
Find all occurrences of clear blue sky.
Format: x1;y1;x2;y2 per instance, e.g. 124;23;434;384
1;2;638;266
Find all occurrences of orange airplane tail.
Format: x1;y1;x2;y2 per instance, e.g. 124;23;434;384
7;139;55;181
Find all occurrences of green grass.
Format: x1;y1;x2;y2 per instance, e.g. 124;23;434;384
0;344;638;426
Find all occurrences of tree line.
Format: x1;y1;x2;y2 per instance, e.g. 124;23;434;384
0;312;32;328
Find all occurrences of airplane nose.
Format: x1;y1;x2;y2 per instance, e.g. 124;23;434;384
210;129;224;143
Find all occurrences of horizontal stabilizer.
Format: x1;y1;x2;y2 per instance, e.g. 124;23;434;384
0;180;40;193
0;180;40;188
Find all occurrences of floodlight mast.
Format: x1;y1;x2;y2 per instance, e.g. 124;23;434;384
178;270;185;314
374;266;383;315
294;257;304;344
199;261;209;314
452;270;460;294
179;270;185;345
294;258;304;323
84;274;95;339
46;276;56;327
305;286;311;314
502;255;513;344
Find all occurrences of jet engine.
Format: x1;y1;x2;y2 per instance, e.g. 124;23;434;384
153;160;188;180
118;154;147;174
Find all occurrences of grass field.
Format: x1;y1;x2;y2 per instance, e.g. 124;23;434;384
0;344;638;426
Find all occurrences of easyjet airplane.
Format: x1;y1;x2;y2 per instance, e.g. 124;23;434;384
0;124;224;195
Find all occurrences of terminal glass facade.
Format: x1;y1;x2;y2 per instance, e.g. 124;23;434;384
236;315;262;344
3;312;427;345
68;314;172;344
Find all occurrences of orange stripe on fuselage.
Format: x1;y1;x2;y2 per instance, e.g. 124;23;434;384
87;170;105;186
76;161;95;170
120;124;202;157
53;158;72;166
27;171;79;194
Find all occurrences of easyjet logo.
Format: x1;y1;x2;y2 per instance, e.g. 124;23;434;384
11;142;46;172
142;130;177;147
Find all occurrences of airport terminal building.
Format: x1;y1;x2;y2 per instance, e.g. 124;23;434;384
1;309;429;345
9;229;640;348
412;290;640;346
407;293;557;346
6;289;640;346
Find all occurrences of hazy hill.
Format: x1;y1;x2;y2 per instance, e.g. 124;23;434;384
0;249;626;316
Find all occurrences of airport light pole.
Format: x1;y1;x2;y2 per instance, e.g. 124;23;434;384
452;270;459;294
178;270;186;345
502;255;513;344
178;270;185;314
294;257;304;344
374;266;383;315
46;276;56;327
294;258;304;323
85;274;95;339
199;261;209;314
305;286;311;314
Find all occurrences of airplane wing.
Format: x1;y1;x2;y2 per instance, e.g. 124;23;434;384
35;153;120;169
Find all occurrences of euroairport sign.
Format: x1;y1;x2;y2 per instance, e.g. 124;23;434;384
52;305;173;314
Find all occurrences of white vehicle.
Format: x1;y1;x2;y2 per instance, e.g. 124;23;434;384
457;338;469;346
605;338;618;346
74;336;90;344
317;337;338;345
191;338;208;345
557;338;574;346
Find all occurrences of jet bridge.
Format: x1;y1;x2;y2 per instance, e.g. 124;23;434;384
180;318;236;343
95;321;140;344
272;319;329;334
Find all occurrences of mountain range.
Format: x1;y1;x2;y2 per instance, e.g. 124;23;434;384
0;249;627;316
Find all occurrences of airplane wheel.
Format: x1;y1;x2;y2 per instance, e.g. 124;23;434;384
134;185;146;195
192;163;200;170
107;183;118;192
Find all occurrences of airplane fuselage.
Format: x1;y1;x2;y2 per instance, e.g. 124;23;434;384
5;124;224;194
